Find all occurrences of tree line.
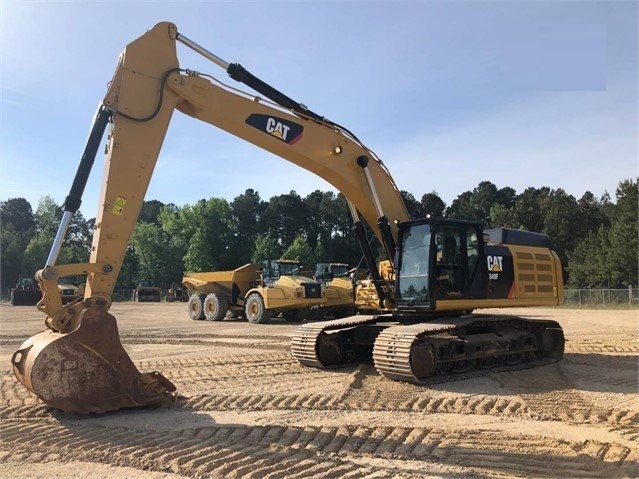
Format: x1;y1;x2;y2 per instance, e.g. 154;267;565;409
1;178;636;292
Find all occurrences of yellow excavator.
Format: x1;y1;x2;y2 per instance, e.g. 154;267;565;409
11;22;564;413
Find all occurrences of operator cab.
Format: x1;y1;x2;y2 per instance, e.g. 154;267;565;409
395;218;485;312
261;259;303;282
314;263;350;283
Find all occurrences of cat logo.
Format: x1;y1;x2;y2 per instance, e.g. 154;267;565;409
266;117;290;141
245;114;303;144
487;255;503;272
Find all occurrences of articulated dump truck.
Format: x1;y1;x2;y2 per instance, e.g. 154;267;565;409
313;263;358;319
182;260;324;324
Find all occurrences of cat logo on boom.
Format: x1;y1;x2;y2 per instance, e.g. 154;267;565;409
266;118;290;141
245;114;303;145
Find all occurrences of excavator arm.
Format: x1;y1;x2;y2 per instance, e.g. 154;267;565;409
12;22;408;413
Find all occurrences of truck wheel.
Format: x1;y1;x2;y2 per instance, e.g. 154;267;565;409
187;294;205;320
244;293;272;324
204;293;228;321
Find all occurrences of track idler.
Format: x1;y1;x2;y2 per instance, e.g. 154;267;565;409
11;308;176;414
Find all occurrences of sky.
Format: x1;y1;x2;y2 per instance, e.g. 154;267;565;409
1;1;637;220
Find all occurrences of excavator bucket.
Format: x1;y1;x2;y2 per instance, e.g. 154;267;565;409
11;308;176;414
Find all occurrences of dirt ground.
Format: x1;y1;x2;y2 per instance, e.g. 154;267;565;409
0;303;637;478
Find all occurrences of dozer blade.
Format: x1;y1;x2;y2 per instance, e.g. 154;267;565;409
11;308;176;414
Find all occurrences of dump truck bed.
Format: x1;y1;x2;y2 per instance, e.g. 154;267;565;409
182;263;261;294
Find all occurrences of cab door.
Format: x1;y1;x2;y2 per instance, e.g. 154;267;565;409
431;221;483;300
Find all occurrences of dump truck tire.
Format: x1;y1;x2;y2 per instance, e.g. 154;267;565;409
244;293;272;324
204;293;228;321
187;294;205;320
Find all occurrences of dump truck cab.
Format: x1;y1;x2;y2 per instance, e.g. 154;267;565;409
58;278;81;304
312;263;357;319
244;259;324;324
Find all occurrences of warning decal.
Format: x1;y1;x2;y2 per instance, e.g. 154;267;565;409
113;196;127;215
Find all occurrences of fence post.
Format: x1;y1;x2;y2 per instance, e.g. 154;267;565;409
578;289;582;307
630;285;632;307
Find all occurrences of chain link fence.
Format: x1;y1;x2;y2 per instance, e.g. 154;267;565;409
563;288;639;309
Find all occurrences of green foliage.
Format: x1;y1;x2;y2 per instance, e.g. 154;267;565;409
567;178;638;288
511;187;550;232
313;241;329;263
130;222;180;286
420;191;446;218
261;191;308;247
304;190;340;250
0;198;35;289
327;193;362;265
182;198;234;272
231;189;267;264
22;234;52;276
567;227;610;287
608;220;637;287
489;203;516;228
539;189;581;267
281;236;316;267
19;196;92;278
400;190;424;219
3;178;636;296
115;246;139;290
251;234;281;263
138;200;166;224
446;181;514;225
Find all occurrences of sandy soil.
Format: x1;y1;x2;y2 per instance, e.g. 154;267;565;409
0;303;637;478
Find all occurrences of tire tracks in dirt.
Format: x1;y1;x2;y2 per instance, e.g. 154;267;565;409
2;311;638;479
1;414;636;478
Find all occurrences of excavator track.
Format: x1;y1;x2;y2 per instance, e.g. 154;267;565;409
291;315;385;368
373;315;564;383
292;315;564;385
